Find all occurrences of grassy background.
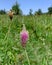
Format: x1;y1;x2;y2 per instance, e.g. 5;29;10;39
0;15;52;65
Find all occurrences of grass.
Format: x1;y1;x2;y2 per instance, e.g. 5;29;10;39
0;15;52;65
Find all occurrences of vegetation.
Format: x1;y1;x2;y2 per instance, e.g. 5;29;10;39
35;9;42;15
0;15;52;65
0;1;52;65
12;1;22;15
48;6;52;14
0;1;52;15
0;9;6;14
29;9;33;15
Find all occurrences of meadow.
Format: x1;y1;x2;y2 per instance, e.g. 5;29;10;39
0;15;52;65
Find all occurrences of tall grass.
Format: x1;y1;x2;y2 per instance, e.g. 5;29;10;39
0;15;52;65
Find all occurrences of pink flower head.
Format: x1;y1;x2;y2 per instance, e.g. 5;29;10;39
20;24;29;47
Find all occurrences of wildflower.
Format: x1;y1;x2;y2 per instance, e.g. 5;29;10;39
20;24;29;47
8;10;14;20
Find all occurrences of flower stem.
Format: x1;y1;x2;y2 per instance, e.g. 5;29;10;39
25;48;31;65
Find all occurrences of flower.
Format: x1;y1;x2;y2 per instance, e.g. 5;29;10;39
8;10;14;20
20;24;29;47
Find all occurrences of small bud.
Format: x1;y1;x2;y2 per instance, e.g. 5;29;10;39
20;24;29;47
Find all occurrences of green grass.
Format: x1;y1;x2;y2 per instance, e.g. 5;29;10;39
0;15;52;65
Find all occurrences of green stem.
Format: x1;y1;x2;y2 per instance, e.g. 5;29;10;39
25;48;31;65
3;21;12;41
